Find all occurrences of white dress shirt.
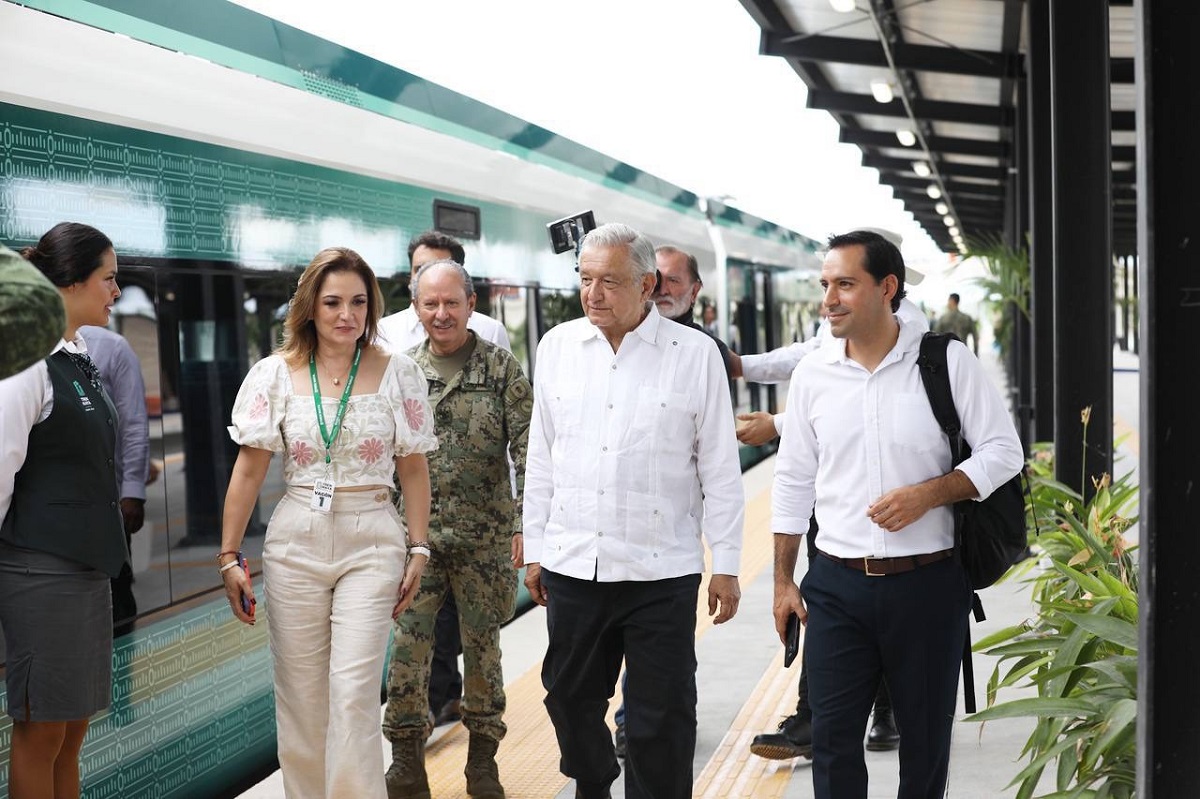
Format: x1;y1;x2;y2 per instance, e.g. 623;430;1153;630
377;306;512;353
523;305;744;581
0;337;88;523
771;317;1024;558
742;298;929;435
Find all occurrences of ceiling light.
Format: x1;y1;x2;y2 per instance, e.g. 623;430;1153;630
943;215;955;226
925;185;942;199
934;202;949;215
912;161;932;177
870;78;895;104
949;226;960;237
829;0;857;12
896;129;917;147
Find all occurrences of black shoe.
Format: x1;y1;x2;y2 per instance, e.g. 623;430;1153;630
750;713;813;760
434;697;462;726
613;723;626;759
866;707;900;751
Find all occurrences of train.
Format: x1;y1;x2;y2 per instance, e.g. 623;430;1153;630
0;1;822;795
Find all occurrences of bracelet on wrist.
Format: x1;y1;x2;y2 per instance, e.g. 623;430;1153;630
216;550;240;562
408;544;431;559
218;559;241;575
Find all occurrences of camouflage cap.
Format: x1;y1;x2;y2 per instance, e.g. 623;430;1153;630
0;243;66;380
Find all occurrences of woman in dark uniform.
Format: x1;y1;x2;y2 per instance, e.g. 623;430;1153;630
0;222;128;799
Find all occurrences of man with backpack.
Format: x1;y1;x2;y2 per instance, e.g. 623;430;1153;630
770;230;1023;799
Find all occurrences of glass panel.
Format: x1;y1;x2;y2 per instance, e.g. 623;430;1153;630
485;284;532;376
107;267;173;630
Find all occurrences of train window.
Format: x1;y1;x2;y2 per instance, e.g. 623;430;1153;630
433;199;481;241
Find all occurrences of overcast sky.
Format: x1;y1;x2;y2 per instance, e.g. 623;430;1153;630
229;0;981;308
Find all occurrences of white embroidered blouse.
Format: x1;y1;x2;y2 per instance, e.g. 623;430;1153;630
227;353;438;487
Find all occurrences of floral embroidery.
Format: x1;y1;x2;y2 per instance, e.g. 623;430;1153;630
248;392;269;421
290;440;317;467
403;398;427;431
358;437;385;464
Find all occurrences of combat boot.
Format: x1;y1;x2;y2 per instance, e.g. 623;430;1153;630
464;734;505;798
385;738;431;799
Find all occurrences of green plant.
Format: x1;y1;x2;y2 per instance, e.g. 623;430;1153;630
968;418;1138;799
962;233;1030;360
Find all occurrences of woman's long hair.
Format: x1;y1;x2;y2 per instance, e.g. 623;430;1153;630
278;247;384;367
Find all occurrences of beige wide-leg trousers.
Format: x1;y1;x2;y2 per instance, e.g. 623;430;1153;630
263;486;408;799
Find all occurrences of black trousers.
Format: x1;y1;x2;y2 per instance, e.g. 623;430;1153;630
802;554;970;799
428;590;463;712
541;569;701;799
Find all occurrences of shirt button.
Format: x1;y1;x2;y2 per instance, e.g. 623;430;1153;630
598;489;605;495
107;458;114;466
653;553;659;558
672;341;678;346
110;501;117;508
607;404;613;409
602;446;608;452
610;363;617;370
597;531;603;537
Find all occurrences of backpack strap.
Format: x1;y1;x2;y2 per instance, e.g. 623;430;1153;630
916;332;966;465
917;331;986;711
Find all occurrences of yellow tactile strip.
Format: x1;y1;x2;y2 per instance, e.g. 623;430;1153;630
694;647;806;798
421;483;780;798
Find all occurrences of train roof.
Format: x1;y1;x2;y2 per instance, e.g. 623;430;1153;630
3;0;821;270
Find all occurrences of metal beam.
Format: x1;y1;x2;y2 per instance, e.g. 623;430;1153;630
838;128;1010;158
1049;0;1112;496
883;175;1004;196
810;88;1134;131
762;33;1018;79
863;154;1006;181
808;88;1012;127
1137;0;1200;792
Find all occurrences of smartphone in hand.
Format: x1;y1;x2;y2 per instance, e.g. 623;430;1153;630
238;553;255;618
784;612;801;667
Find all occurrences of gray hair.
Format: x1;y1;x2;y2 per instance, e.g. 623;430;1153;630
411;258;475;301
580;223;656;281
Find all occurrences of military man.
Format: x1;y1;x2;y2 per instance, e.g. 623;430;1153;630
0;244;65;380
383;260;532;799
934;292;978;354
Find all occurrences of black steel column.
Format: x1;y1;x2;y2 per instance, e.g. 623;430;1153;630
1027;0;1055;443
1137;0;1200;795
1012;78;1033;453
1049;0;1112;496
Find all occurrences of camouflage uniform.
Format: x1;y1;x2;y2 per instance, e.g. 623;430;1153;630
934;308;978;353
0;244;65;380
384;334;531;744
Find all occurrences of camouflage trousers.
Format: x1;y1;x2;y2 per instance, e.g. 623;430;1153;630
383;539;517;743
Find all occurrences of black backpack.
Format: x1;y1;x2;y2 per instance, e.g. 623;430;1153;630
916;332;1031;590
917;332;1033;712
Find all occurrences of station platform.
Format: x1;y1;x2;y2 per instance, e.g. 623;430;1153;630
238;347;1142;798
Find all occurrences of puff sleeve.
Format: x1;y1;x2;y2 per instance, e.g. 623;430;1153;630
387;354;438;457
227;355;287;452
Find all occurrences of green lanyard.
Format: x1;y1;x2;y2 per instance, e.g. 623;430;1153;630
309;346;362;465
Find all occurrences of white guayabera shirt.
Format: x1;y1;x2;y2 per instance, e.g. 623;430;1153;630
523;304;744;582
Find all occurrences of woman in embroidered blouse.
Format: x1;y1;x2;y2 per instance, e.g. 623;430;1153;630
0;222;127;799
220;247;436;799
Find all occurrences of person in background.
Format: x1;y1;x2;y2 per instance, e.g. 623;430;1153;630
771;230;1023;798
0;222;129;799
0;243;66;380
378;230;512;729
524;223;744;799
383;259;531;799
934;293;978;354
79;324;151;636
220;247;437;799
701;303;719;338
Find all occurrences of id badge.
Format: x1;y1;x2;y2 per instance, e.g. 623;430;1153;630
311;478;336;513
